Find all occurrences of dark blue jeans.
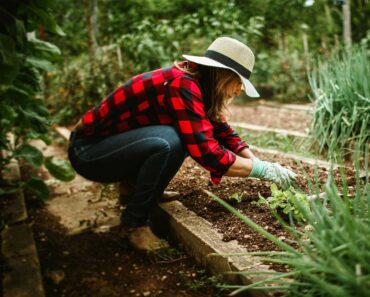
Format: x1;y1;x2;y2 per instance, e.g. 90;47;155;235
68;125;188;227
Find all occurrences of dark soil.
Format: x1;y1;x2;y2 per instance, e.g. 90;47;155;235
28;203;230;297
167;153;358;253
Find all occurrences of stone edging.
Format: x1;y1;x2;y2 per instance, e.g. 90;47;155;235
1;135;45;297
230;122;308;138
153;200;276;297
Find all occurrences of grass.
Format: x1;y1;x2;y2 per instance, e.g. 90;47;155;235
234;127;322;159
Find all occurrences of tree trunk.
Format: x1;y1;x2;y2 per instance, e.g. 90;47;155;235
302;31;310;73
342;0;352;48
85;0;99;62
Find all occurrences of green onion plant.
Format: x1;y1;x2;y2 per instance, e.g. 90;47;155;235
309;46;369;161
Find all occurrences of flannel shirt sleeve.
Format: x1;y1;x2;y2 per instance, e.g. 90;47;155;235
164;76;236;185
211;120;249;154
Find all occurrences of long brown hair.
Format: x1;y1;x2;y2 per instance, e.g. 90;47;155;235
174;61;241;122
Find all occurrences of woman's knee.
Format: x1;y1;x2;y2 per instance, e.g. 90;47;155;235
158;126;186;156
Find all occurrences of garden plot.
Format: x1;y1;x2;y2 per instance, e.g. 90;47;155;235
167;154;360;254
49;126;365;296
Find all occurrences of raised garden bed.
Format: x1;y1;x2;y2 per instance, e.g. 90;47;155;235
167;154;359;254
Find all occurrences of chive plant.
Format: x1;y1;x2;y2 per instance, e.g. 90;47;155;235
206;147;369;296
309;46;369;160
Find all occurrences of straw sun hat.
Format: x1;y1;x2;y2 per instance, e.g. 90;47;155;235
183;36;259;97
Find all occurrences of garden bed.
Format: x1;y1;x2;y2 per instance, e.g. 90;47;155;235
167;154;358;254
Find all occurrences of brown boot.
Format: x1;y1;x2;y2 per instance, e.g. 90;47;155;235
159;190;180;203
127;226;170;251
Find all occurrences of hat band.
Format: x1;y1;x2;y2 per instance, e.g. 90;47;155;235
205;50;251;79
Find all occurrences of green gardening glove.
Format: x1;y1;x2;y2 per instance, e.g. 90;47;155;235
249;157;297;189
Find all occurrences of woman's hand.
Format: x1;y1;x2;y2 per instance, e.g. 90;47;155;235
249;157;297;188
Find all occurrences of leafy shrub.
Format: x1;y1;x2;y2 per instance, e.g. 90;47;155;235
48;2;265;125
47;48;127;125
254;49;310;101
0;0;75;200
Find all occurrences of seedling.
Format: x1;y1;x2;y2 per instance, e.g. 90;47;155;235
229;192;244;203
252;183;310;221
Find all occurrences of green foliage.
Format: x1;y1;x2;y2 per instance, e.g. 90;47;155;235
255;48;310;101
177;269;226;296
48;0;265;124
13;144;44;168
25;176;50;201
229;192;245;203
309;46;370;159
44;157;75;182
0;0;75;201
253;184;310;221
47;0;370;109
47;50;125;124
206;153;370;296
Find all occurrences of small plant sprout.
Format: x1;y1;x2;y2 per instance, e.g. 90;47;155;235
229;192;245;203
252;184;310;222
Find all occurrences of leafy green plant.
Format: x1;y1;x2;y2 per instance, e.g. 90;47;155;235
229;192;245;203
309;46;370;159
0;0;75;200
254;48;310;101
253;183;310;222
177;269;227;296
205;149;369;296
47;49;126;125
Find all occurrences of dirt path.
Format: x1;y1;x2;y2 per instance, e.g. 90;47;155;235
228;103;312;133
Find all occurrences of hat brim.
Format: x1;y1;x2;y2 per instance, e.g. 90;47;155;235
182;54;260;98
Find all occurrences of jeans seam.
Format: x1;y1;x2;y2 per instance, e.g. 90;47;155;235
77;137;169;163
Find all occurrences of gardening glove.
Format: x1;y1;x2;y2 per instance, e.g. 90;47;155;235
249;157;297;189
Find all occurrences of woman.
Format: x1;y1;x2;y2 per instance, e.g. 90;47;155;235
68;37;296;251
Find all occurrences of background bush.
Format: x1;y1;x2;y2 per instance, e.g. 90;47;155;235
0;0;75;200
45;0;370;126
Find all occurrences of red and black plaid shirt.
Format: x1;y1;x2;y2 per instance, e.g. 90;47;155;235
80;62;249;184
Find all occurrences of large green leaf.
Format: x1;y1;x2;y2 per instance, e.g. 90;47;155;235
44;157;76;181
28;37;61;61
17;106;50;133
2;86;31;102
13;143;43;167
14;66;42;96
26;56;55;71
25;176;49;201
